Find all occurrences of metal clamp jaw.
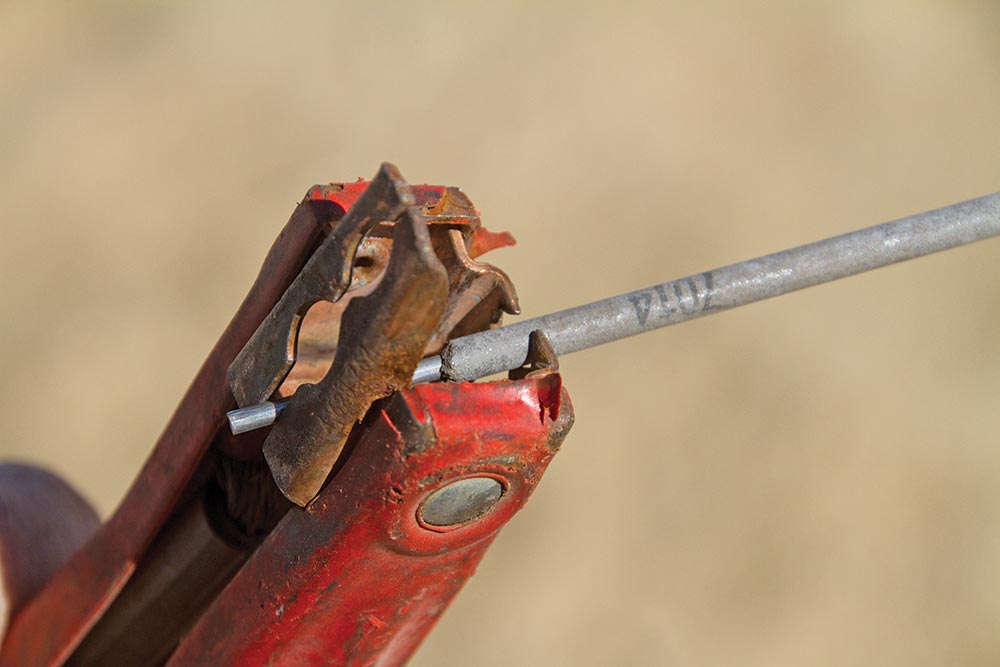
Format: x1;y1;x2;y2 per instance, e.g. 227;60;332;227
226;163;521;505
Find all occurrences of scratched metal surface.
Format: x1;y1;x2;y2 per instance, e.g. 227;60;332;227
2;2;1000;665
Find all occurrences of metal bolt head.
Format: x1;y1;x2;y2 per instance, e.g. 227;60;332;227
419;477;504;528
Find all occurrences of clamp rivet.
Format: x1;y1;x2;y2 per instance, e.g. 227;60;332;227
419;477;504;527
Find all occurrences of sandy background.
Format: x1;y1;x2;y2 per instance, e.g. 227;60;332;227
3;1;1000;665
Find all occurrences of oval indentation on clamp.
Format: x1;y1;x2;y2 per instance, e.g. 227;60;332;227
418;477;504;528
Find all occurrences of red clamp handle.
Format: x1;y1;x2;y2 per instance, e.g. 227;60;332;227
168;374;573;666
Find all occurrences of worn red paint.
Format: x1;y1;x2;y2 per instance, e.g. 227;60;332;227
167;376;573;666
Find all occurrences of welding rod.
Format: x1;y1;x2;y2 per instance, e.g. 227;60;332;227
228;192;1000;435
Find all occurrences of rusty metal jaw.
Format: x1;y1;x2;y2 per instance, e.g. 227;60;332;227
229;163;522;506
263;206;448;506
228;162;418;408
424;228;520;354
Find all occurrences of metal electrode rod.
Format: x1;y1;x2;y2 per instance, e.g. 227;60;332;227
228;192;1000;434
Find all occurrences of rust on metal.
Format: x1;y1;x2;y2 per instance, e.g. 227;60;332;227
262;206;448;505
508;329;560;380
277;192;518;393
228;162;418;407
275;236;392;397
424;228;519;354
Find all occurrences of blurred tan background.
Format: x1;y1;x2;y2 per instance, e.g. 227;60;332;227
3;1;1000;664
